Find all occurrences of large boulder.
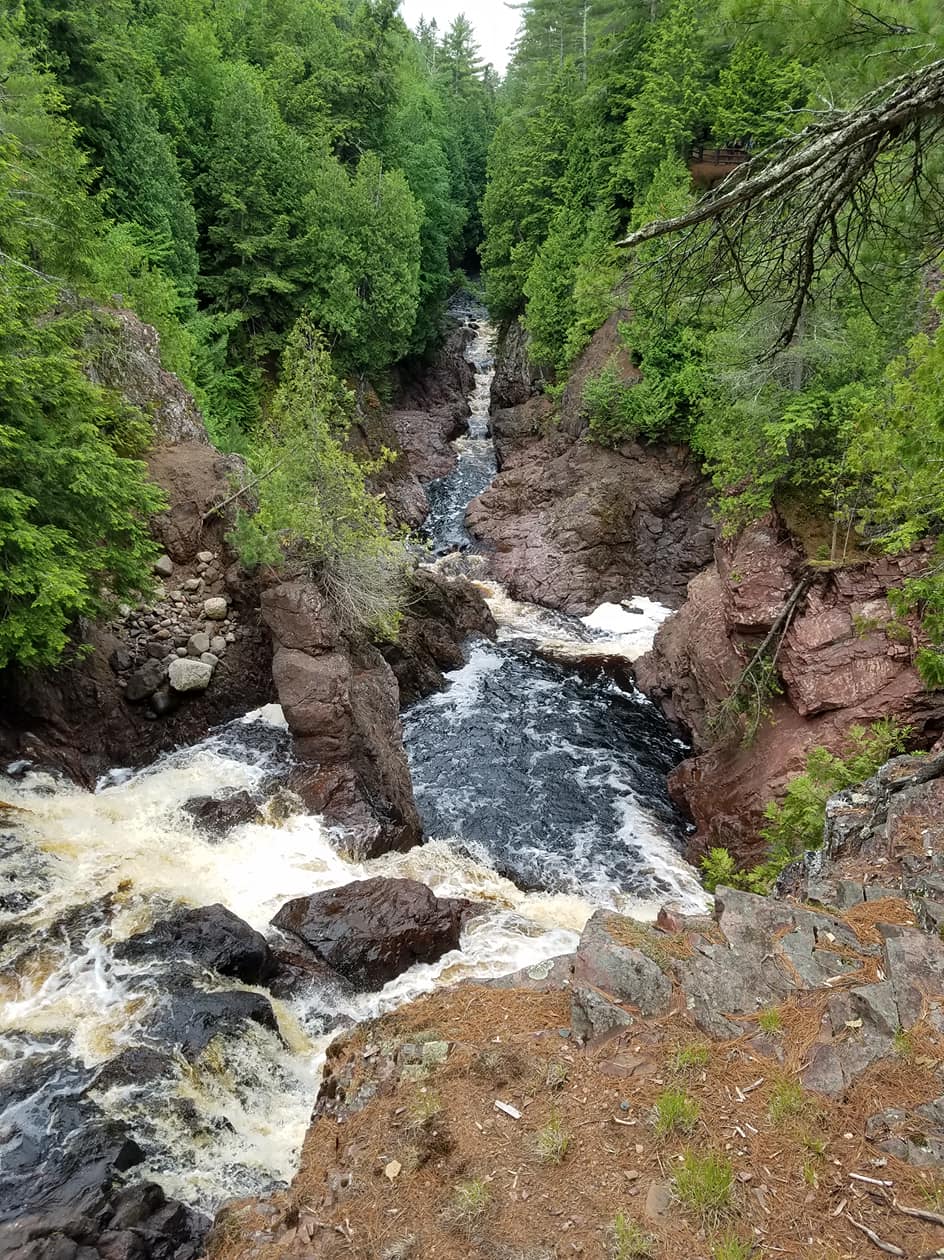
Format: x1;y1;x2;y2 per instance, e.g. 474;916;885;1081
271;877;472;990
467;431;714;613
571;910;673;1039
262;580;422;858
140;978;280;1062
114;904;275;985
183;791;262;835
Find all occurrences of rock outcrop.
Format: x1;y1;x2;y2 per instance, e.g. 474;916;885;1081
261;579;422;857
271;876;472;989
467;315;715;612
0;320;272;781
378;565;497;705
636;515;944;862
86;308;207;446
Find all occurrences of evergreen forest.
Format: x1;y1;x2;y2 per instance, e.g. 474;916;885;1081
3;0;944;685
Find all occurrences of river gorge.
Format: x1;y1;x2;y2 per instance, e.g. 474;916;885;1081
0;300;705;1246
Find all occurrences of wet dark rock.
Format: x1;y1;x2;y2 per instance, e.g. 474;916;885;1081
490;317;544;410
1;1178;211;1260
124;662;166;704
143;979;280;1061
93;1048;178;1092
0;1054;143;1243
271;877;471;990
267;945;353;1003
114;904;274;985
182;791;260;835
379;566;497;706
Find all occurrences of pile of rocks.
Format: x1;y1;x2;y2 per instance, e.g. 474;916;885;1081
109;551;244;717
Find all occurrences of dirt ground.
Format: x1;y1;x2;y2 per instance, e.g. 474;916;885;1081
211;984;944;1260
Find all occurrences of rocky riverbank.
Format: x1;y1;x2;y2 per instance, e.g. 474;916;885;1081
205;751;944;1260
637;514;944;864
0;305;494;853
468;315;944;863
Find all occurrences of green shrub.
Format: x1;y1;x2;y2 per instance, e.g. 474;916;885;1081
534;1113;571;1163
449;1178;489;1229
757;1008;783;1037
671;1043;711;1073
229;314;407;636
703;720;911;897
768;1080;807;1124
654;1088;700;1136
712;1236;754;1260
673;1150;735;1225
761;719;910;857
608;1212;656;1258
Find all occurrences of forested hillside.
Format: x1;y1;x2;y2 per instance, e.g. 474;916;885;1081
483;0;944;685
0;0;493;668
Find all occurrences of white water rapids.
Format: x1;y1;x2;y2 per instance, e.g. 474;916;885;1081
0;297;707;1215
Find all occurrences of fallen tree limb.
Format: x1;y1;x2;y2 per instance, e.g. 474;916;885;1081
846;1213;906;1256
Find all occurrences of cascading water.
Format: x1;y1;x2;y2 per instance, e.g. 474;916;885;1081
404;296;705;913
0;293;706;1233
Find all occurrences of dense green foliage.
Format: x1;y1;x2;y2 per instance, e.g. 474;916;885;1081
230;314;406;637
0;23;166;669
483;0;944;684
1;2;496;667
701;720;911;894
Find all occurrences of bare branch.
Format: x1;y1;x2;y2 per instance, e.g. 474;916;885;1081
616;59;944;348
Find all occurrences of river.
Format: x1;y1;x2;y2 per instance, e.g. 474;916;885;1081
0;296;705;1226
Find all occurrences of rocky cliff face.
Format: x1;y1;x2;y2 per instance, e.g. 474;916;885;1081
261;578;422;858
357;320;476;527
466;315;715;612
0;313;273;781
637;515;944;862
